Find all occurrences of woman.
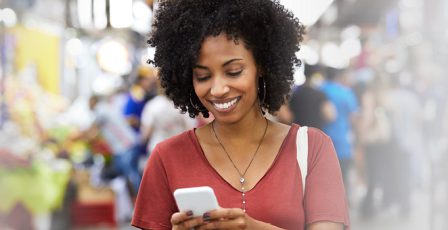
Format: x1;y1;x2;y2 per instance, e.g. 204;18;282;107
132;0;350;229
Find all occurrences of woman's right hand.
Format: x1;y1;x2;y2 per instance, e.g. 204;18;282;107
171;211;204;230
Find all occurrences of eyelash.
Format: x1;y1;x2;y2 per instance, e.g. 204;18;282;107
195;69;243;82
227;69;243;77
196;76;210;82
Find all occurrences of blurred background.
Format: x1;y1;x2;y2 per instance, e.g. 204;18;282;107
0;0;447;229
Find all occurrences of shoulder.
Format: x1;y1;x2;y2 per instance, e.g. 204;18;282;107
152;129;196;157
307;127;331;142
148;129;204;178
304;127;339;167
292;125;332;151
290;124;329;138
306;126;332;149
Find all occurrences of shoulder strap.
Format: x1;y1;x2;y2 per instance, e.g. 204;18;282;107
296;126;308;193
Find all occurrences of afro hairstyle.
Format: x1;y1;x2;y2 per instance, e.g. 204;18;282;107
148;0;305;118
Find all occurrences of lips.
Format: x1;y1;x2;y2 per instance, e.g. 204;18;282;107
210;97;240;111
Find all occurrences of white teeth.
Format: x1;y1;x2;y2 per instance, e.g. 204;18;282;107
213;98;238;110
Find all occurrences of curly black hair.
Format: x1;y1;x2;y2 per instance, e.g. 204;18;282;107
148;0;305;118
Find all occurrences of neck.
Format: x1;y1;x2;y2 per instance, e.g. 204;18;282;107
212;111;267;143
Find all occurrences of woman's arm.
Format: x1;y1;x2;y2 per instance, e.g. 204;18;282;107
303;129;350;229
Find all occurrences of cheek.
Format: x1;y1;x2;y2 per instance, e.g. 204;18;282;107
242;78;259;96
192;82;207;98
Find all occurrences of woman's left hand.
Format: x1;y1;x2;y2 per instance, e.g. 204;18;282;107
197;208;283;230
196;208;247;229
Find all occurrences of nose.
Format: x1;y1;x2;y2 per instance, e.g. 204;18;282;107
210;76;230;97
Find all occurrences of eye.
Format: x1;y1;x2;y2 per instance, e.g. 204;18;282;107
227;69;243;77
195;75;210;82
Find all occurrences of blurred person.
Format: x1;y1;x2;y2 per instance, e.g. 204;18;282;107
350;67;375;199
357;73;392;219
108;81;128;114
382;73;423;217
442;105;448;227
289;64;336;130
132;0;349;229
320;67;359;194
140;78;196;155
123;66;158;133
74;95;142;193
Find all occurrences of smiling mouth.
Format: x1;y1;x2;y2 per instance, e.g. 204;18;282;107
211;97;240;110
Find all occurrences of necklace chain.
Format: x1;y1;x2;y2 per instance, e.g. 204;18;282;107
211;118;269;212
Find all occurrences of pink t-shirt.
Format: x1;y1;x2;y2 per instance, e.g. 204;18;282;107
132;124;350;229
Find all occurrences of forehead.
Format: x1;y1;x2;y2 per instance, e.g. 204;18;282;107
196;33;253;64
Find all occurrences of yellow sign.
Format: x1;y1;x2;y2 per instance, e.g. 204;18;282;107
12;26;61;94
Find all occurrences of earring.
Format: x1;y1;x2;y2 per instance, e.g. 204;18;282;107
189;92;203;111
258;77;266;105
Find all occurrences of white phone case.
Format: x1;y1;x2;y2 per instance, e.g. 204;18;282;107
173;186;219;216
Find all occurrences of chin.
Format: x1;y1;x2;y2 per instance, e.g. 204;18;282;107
208;112;238;124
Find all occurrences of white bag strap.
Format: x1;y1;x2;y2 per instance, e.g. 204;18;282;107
296;126;308;193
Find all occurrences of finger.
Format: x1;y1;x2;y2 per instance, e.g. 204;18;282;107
176;217;204;229
203;208;245;221
200;217;247;230
171;211;194;225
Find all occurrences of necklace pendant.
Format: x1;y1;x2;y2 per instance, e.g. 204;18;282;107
240;177;245;184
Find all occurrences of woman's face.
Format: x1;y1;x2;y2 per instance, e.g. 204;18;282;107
193;33;260;124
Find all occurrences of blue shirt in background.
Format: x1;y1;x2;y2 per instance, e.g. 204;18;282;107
320;81;358;160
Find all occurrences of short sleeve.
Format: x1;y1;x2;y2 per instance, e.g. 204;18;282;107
304;129;350;229
132;145;176;229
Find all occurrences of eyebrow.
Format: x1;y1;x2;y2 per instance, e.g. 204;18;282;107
194;58;243;69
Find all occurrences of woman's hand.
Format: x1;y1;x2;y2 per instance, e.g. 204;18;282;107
197;208;284;230
197;208;247;229
171;210;204;230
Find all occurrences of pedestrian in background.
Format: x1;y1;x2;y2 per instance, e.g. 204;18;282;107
320;67;359;195
123;66;158;133
81;95;142;192
289;64;336;130
140;76;196;156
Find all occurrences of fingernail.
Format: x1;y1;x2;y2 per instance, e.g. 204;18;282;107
203;212;211;221
186;210;193;216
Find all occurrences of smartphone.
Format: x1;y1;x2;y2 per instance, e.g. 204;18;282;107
173;186;219;216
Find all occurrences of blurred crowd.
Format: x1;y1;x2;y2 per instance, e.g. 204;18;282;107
0;64;202;229
286;62;448;222
289;41;448;230
1;44;448;230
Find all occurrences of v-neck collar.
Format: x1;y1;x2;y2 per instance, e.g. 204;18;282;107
188;124;297;194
